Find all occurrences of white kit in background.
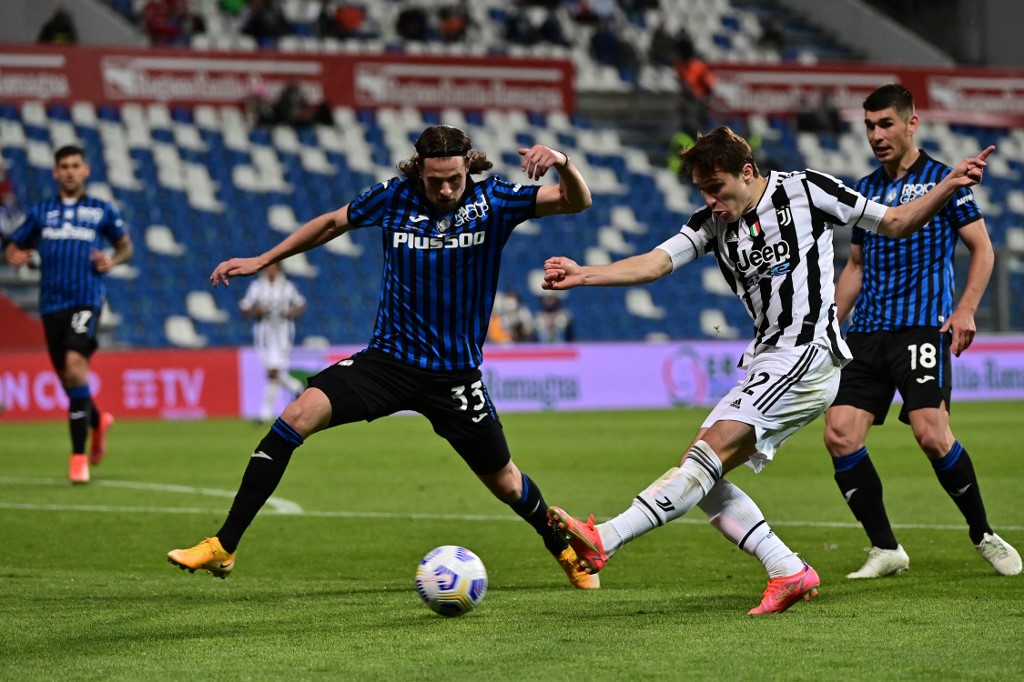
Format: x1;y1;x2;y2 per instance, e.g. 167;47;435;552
239;263;307;422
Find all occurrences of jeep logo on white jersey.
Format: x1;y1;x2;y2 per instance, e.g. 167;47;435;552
393;231;487;250
736;241;790;271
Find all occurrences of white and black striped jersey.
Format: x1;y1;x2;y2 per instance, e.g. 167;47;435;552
240;274;306;349
658;170;887;366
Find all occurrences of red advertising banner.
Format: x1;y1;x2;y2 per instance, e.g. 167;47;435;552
712;62;1024;127
0;44;575;112
0;348;239;421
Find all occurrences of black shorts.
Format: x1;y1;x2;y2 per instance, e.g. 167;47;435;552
42;307;101;371
833;328;953;425
307;349;511;476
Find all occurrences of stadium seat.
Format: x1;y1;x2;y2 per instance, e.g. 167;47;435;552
699;308;741;339
625;289;666;319
145;225;187;256
165;315;208;347
282;252;319;278
186;291;230;323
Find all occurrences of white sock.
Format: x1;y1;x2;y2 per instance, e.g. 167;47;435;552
697;478;803;578
261;379;281;422
601;440;723;554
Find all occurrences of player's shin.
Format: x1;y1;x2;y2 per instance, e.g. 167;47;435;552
603;440;723;553
216;418;303;552
67;385;92;454
699;478;803;578
509;472;567;554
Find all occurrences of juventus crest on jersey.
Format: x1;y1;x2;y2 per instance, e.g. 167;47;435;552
668;170;887;364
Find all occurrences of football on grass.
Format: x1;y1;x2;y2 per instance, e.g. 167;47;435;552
415;545;488;617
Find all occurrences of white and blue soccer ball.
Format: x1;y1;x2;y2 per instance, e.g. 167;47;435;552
415;545;488;617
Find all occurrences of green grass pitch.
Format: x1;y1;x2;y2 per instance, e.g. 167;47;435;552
2;403;1022;680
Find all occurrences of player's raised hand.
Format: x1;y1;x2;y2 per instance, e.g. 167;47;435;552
211;257;263;287
519;145;567;181
542;256;583;290
950;146;995;187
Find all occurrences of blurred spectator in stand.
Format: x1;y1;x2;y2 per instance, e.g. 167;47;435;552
38;7;77;44
243;80;277;127
273;78;334;127
0;159;23;250
675;48;716;135
538;9;571;47
536;294;574;343
590;18;641;85
758;16;787;53
438;2;469;43
319;3;374;40
796;90;842;136
241;0;291;46
621;0;659;25
220;0;246;15
666;129;695;178
143;0;205;45
648;21;678;67
488;291;536;343
505;4;539;46
396;5;430;42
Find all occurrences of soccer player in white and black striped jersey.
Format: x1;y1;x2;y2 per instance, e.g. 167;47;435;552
825;84;1020;578
544;126;994;614
168;125;600;589
239;262;307;424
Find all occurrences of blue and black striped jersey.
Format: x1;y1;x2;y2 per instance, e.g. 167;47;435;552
347;174;539;371
11;196;128;315
849;151;983;332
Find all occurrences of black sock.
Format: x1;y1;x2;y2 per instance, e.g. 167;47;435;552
509;472;567;556
833;447;899;550
932;442;991;545
89;398;100;429
217;419;303;553
67;385;91;454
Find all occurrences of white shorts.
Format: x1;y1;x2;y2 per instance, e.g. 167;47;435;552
701;341;841;473
255;321;294;371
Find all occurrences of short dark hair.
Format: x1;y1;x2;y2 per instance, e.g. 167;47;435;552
863;83;915;119
54;144;86;165
398;125;493;178
678;126;758;180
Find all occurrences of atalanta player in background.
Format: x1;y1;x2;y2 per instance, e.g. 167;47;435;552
5;144;133;484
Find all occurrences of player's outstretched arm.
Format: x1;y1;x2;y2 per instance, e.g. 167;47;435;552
879;146;994;239
211;205;351;286
543;249;673;290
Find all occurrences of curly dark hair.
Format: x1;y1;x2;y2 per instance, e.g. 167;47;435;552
397;125;493;179
677;126;758;180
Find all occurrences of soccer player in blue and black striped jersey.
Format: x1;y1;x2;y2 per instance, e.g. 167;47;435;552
825;84;1020;578
168;125;601;588
5;144;133;485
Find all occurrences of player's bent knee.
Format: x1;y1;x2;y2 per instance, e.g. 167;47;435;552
279;388;332;437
